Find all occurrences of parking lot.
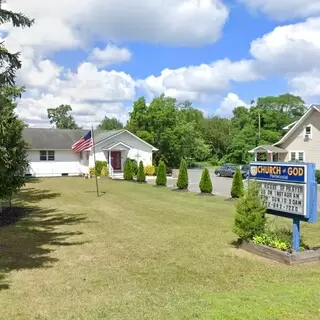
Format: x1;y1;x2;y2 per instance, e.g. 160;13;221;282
174;169;234;196
146;169;234;196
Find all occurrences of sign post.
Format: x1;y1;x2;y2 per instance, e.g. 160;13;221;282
248;162;318;251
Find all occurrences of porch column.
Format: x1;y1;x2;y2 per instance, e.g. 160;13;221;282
254;152;257;161
108;151;111;167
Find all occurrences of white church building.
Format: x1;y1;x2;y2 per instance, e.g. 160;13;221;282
23;128;158;178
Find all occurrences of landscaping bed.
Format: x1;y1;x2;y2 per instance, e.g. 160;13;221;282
240;241;320;265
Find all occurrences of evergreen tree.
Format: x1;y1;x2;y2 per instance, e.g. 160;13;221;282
156;160;167;186
177;159;188;190
124;159;133;181
0;2;34;86
233;182;266;241
137;161;146;183
231;167;244;198
199;168;213;194
0;86;29;210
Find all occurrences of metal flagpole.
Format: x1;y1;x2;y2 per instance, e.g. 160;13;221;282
91;125;100;197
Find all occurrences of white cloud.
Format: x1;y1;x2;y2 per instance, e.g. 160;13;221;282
239;0;320;20
215;93;247;118
142;16;320;102
5;0;320;127
88;44;132;68
141;59;259;102
0;0;229;126
250;18;320;76
17;62;136;127
3;0;229;48
288;70;320;98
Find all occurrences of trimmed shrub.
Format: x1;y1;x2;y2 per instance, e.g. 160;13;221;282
233;181;266;241
95;161;107;176
100;166;108;177
89;167;95;177
145;165;155;176
231;167;244;198
124;159;133;181
156;160;167;186
177;159;188;190
199;168;213;193
316;169;320;184
137;161;146;182
130;159;138;176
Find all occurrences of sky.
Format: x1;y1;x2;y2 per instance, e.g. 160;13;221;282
2;0;320;128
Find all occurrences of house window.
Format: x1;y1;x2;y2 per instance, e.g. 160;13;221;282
48;151;55;161
40;150;55;161
40;150;47;161
290;151;304;162
298;152;304;162
304;125;312;139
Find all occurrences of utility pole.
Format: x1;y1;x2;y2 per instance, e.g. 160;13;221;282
258;111;261;141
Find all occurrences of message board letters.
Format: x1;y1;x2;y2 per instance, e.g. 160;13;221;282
248;162;317;223
248;162;318;251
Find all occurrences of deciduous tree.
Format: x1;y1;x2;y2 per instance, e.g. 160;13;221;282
47;105;79;129
98;116;123;130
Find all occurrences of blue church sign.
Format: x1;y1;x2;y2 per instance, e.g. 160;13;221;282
248;162;318;251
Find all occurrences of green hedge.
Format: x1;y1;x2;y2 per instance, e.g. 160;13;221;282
124;159;133;181
177;159;188;190
316;169;320;184
137;161;146;182
156;160;167;186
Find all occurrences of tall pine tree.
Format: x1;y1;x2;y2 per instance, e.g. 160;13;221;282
0;1;34;87
0;87;29;210
0;3;33;211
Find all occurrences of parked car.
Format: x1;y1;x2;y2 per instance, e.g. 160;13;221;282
214;164;249;178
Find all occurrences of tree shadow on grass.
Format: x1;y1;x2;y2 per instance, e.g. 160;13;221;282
16;188;61;204
0;189;88;291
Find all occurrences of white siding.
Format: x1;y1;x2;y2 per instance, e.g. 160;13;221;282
88;131;153;170
278;110;320;168
27;150;82;177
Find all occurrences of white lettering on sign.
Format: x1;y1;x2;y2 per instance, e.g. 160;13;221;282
258;181;306;216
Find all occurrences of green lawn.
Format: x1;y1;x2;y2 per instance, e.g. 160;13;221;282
0;178;319;320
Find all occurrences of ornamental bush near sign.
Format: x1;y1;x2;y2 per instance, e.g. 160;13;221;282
248;162;318;252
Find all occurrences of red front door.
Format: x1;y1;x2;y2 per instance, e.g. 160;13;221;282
111;151;121;170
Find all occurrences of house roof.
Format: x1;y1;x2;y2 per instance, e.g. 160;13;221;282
23;128;158;151
94;129;158;151
248;144;287;153
23;128;87;150
275;104;320;146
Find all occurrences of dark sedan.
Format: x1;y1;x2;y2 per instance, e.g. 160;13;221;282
214;164;249;178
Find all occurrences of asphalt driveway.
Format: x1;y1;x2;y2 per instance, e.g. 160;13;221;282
172;169;233;196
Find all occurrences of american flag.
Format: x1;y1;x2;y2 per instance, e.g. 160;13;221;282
72;130;93;153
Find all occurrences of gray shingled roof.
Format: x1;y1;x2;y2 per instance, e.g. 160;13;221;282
23;128;123;150
249;144;287;153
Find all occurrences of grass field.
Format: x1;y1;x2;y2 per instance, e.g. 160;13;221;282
0;178;319;320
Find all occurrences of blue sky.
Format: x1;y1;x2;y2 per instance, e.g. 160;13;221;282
3;0;320;126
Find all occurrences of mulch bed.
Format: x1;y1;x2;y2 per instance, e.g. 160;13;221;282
0;206;30;227
172;188;189;192
197;193;215;196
